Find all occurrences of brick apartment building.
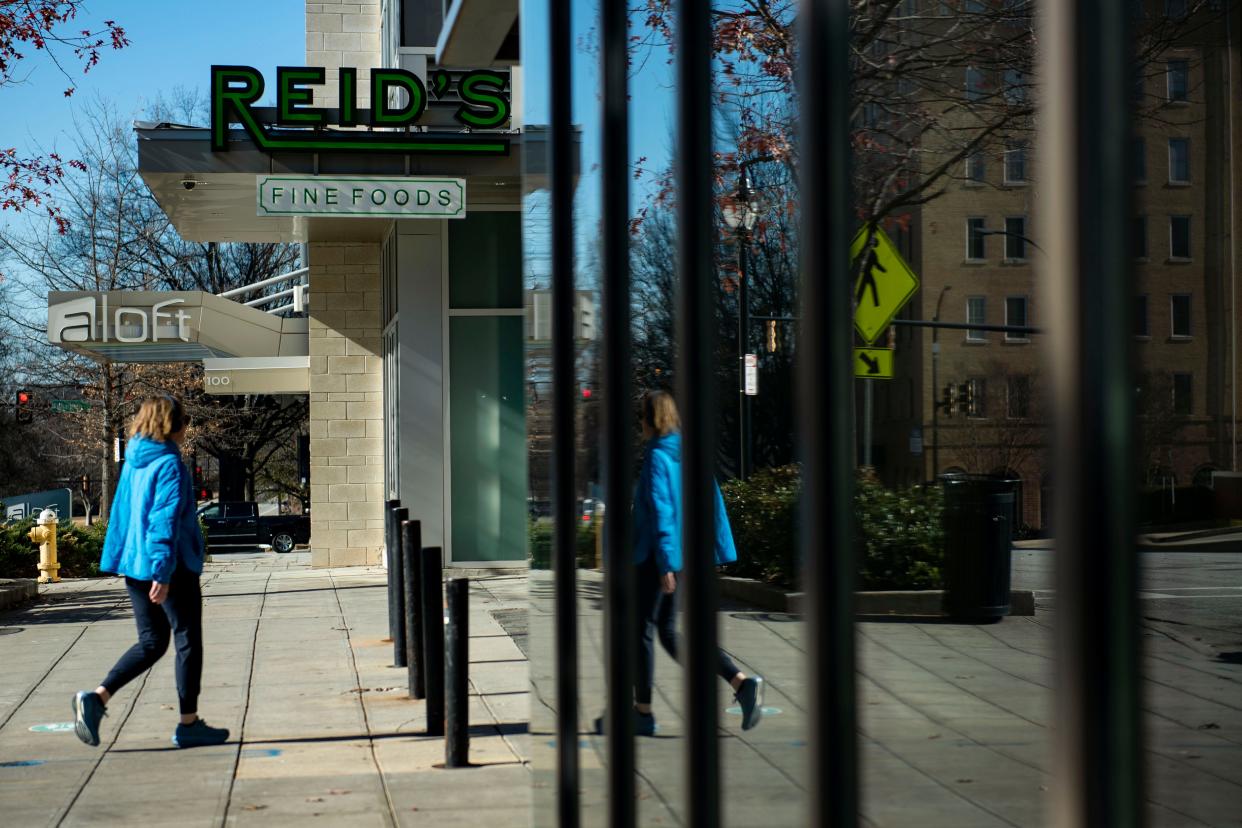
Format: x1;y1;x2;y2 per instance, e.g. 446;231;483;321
871;1;1241;529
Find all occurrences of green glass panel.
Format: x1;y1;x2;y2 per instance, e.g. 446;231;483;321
448;212;523;308
449;315;526;562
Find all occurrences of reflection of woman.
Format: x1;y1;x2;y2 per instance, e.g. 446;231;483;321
620;390;764;736
72;396;228;749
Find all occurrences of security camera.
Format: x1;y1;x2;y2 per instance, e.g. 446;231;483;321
181;179;197;191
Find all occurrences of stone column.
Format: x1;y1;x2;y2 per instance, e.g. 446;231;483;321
308;242;384;568
306;0;381;107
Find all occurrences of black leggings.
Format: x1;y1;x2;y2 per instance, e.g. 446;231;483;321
635;556;741;705
101;566;203;715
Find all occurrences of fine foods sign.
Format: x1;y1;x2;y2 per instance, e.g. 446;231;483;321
211;65;511;156
256;176;466;218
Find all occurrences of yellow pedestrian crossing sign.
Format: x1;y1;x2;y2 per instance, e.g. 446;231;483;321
854;347;894;380
852;225;920;345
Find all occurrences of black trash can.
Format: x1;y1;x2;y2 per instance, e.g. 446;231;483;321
939;474;1019;621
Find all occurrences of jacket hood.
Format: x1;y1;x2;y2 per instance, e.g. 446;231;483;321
647;432;681;462
125;434;181;468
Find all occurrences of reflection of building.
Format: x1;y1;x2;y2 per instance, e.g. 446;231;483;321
872;3;1240;529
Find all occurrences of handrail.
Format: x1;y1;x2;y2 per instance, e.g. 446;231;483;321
218;267;309;299
244;286;299;307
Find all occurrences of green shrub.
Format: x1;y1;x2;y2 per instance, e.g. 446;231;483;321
527;518;597;569
0;519;106;579
721;465;944;591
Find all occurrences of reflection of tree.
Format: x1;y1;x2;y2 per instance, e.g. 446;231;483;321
1135;372;1185;487
952;361;1046;481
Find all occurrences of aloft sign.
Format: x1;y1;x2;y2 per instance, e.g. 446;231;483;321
48;295;191;344
211;65;511;156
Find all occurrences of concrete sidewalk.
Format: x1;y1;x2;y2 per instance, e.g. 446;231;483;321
0;553;530;827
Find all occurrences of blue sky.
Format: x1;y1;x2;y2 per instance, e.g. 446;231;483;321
0;0;304;157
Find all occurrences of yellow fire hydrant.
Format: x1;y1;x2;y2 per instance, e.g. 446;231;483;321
28;508;61;584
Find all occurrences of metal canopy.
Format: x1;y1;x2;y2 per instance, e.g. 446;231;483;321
135;125;532;243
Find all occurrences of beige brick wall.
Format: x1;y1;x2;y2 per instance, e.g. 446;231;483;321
308;241;385;568
306;0;382;109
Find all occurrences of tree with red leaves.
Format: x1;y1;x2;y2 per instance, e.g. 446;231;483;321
0;1;128;232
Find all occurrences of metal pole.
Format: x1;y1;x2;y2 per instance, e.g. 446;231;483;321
420;546;445;737
402;520;425;699
445;577;469;768
677;0;719;824
550;0;580;821
931;286;950;481
384;499;399;639
601;0;636;823
391;506;408;667
739;224;752;480
799;1;858;826
1041;1;1143;826
862;380;873;467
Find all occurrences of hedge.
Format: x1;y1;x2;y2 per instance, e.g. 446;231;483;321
0;520;107;579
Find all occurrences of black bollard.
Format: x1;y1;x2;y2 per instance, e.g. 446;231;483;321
401;520;425;699
420;546;445;736
390;507;409;667
384;499;399;639
445;578;469;768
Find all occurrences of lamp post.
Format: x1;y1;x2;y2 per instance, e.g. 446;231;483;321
723;171;761;480
931;284;951;480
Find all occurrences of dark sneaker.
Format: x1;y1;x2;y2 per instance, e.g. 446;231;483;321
736;676;765;731
593;709;659;737
172;719;230;748
72;691;106;747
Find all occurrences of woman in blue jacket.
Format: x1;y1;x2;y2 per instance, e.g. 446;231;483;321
625;390;764;736
72;396;228;749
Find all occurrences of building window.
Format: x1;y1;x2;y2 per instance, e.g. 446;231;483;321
967;378;987;418
1007;375;1031;419
967;296;987;342
1133;215;1148;259
1171;294;1192;337
1135;294;1149;337
966;150;986;183
1005;295;1029;340
1134;137;1146;183
1168;138;1190;183
1004;216;1028;260
1165;0;1188;20
966;67;987;102
1167;60;1189;102
1173;372;1192;415
1004;142;1028;184
967;217;987;260
1003;69;1027;105
1169;215;1191;259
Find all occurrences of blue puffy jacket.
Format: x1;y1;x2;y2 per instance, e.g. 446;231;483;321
633;432;738;573
100;436;204;583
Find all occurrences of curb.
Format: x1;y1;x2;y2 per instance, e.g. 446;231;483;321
718;576;1035;618
0;579;38;612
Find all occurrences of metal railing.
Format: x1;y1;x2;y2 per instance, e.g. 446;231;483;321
218;267;309;315
541;0;1142;825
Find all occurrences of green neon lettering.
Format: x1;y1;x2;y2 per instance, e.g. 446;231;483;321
277;66;327;126
339;67;358;127
211;65;266;152
371;69;427;126
456;71;510;129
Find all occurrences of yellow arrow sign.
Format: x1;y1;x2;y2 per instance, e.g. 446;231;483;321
854;347;894;380
851;225;920;345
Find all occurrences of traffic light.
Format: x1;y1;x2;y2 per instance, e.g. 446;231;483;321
959;380;980;417
192;454;204;496
940;383;958;417
80;475;90;497
15;389;32;424
765;319;779;353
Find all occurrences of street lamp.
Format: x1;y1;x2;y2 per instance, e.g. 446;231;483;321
723;171;761;480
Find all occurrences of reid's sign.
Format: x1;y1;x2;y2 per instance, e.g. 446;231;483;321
211;65;511;156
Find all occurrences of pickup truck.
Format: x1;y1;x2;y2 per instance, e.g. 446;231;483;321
196;501;310;553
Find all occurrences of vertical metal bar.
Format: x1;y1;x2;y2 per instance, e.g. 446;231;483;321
402;519;425;699
738;227;751;480
384;498;399;639
1041;2;1143;826
421;545;446;737
391;506;409;667
601;0;636;825
676;0;719;824
798;1;858;826
445;577;469;768
549;0;580;824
